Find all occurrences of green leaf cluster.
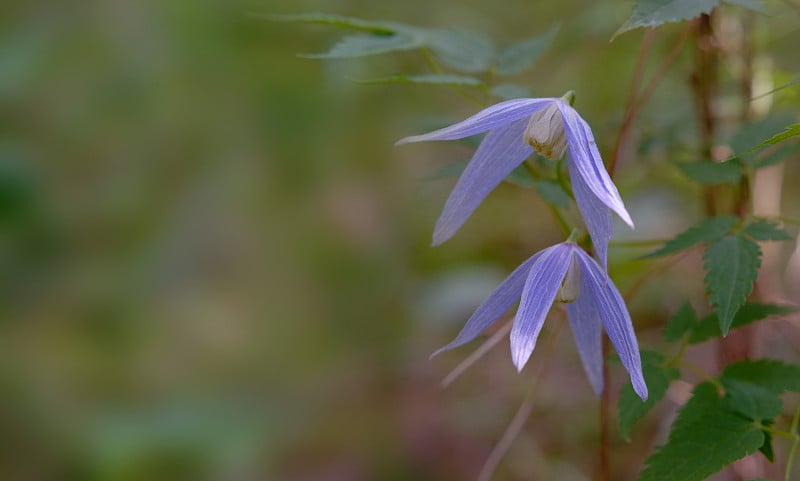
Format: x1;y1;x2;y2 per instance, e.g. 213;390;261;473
268;13;558;91
614;0;764;39
643;217;792;334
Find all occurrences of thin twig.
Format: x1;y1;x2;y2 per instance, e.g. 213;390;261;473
608;29;655;178
441;319;513;387
476;316;565;481
786;405;800;481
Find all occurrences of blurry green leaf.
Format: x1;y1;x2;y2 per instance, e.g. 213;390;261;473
722;0;766;12
618;351;679;440
676;159;743;185
427;29;495;73
721;359;800;393
688;303;796;344
740;219;792;241
642;216;738;258
533;180;571;207
743;123;800;154
354;74;485;88
703;234;761;335
491;83;532;99
730;113;796;164
265;13;405;34
637;383;764;481
614;0;719;40
494;25;559;75
752;143;800;169
506;166;536;187
302;34;419;58
663;301;697;342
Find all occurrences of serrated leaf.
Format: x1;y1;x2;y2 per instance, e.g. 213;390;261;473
688;303;797;344
722;379;783;420
533;180;571;208
722;0;766;12
302;33;419;58
619;351;679;440
614;0;720;40
741;219;792;241
703;235;761;335
264;13;407;34
354;74;485;88
642;216;738;258
663;301;697;342
721;359;800;393
676;159;743;185
494;25;559;76
490;83;532;100
426;29;495;73
637;383;764;481
743;123;800;154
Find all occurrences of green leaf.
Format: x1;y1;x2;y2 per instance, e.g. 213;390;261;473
490;83;532;100
264;13;407;34
426;29;495;73
663;301;697;342
730;113;796;164
642;216;738;258
676;159;743;185
302;33;419;58
354;74;485;88
494;25;559;76
703;235;761;335
619;351;679;440
688;303;797;344
533;180;571;208
722;0;766;13
740;219;792;241
722;379;783;420
614;0;720;40
753;142;800;169
637;383;764;481
757;421;774;462
743;123;800;154
721;359;800;393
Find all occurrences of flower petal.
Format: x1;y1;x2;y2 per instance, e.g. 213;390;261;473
558;103;634;228
565;252;604;396
396;98;553;144
568;157;613;269
430;251;544;358
432;118;532;245
574;249;648;400
510;244;572;371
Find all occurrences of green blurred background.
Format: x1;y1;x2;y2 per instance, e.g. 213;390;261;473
2;1;799;480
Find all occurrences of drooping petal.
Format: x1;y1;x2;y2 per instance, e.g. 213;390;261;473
430;251;544;358
432;118;533;245
564;248;604;396
396;98;553;144
568;157;613;269
574;249;648;400
510;244;572;371
558;103;634;228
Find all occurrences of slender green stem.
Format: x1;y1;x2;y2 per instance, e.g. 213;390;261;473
757;424;794;441
777;215;800;226
677;359;724;391
522;160;572;236
786;405;800;481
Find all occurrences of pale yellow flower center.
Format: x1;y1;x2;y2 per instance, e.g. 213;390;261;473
523;102;567;160
556;254;580;304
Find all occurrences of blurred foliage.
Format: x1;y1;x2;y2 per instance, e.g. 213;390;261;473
1;0;799;480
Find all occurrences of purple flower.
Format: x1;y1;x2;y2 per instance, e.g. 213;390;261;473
433;241;648;400
397;95;633;268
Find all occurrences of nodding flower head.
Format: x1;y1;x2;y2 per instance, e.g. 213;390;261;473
396;94;633;269
430;241;648;401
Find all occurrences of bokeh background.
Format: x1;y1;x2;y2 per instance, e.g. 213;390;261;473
2;1;799;480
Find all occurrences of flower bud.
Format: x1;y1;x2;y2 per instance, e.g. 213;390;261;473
556;254;581;303
523;101;567;160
